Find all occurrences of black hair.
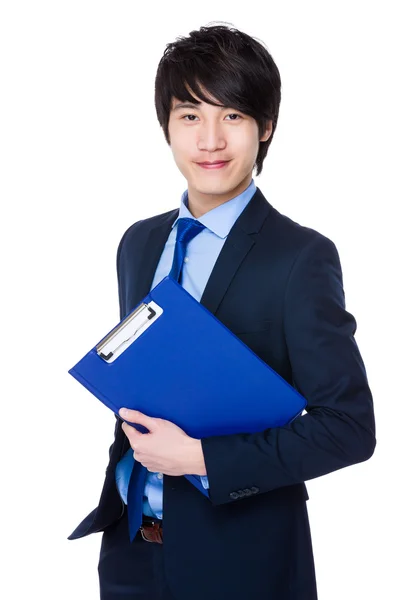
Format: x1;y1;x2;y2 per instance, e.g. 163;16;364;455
154;22;281;176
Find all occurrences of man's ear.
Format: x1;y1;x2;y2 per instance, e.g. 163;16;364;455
260;119;273;142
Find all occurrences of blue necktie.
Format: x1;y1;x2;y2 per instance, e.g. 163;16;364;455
169;217;207;282
126;216;206;542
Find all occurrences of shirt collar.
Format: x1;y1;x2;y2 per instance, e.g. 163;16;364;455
171;178;256;239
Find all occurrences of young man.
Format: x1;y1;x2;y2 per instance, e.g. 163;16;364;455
68;24;376;600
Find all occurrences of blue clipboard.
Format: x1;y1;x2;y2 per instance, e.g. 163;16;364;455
69;276;307;496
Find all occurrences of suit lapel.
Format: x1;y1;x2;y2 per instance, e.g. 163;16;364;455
132;213;178;305
132;187;271;317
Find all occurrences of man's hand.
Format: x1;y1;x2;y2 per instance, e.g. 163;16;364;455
119;407;207;477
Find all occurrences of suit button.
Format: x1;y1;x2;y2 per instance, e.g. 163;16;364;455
230;492;240;500
244;488;252;497
237;490;246;498
250;486;259;494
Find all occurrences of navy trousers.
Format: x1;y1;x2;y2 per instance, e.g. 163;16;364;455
98;506;177;600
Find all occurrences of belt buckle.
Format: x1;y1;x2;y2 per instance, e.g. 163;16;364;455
140;519;163;543
140;526;154;543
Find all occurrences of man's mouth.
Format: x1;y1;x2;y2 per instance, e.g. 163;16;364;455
196;160;230;170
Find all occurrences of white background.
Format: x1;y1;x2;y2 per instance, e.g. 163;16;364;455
1;2;409;598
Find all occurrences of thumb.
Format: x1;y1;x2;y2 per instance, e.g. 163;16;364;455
119;408;157;431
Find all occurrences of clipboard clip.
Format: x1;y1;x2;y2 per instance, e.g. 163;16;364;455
96;300;163;363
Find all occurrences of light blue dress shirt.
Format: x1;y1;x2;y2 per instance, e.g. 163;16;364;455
115;178;257;519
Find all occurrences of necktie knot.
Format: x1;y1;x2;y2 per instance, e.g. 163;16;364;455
175;217;206;244
169;218;206;283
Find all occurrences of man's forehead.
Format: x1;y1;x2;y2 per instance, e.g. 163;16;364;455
171;83;222;109
171;96;227;111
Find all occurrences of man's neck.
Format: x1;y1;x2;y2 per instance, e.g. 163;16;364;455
187;175;252;218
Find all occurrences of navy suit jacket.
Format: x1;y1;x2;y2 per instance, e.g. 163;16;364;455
68;187;376;600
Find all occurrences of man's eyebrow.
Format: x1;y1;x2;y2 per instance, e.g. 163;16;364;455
171;101;227;112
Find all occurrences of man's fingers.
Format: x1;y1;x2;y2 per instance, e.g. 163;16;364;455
122;421;146;451
119;408;156;431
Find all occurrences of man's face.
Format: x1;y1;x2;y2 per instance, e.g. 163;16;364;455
167;87;272;209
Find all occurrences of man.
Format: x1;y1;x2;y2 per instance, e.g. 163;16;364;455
68;24;376;600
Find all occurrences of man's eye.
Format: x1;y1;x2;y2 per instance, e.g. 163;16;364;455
182;114;242;121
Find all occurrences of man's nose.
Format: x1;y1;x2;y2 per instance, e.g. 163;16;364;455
197;124;226;151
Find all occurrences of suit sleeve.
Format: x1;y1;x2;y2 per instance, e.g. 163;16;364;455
109;221;142;458
201;234;376;506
